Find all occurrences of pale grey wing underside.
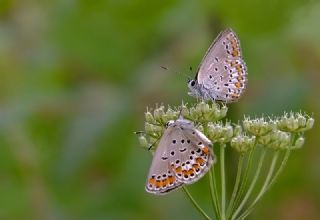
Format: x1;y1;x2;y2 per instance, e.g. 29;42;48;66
145;126;183;195
195;28;247;102
167;123;214;184
199;58;247;101
145;119;215;195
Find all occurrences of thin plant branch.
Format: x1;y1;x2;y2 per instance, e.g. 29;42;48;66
232;148;267;220
238;150;280;219
220;144;226;220
226;154;244;218
182;186;212;220
209;169;221;220
231;147;255;214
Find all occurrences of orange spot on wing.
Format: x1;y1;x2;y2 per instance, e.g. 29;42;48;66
192;163;200;169
202;146;209;155
196;157;205;164
236;65;242;72
232;50;239;57
188;169;195;175
148;178;156;185
168;176;175;184
237;76;244;81
175;166;182;173
235;82;241;88
232;93;240;98
155;180;161;188
162;178;168;187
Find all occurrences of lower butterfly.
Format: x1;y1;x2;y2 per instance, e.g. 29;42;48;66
145;116;215;195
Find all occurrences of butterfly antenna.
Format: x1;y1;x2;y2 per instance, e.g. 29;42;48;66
134;131;146;135
148;144;153;151
160;66;168;70
148;138;161;151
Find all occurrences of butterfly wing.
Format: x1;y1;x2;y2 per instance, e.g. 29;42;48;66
196;28;247;102
168;119;215;184
145;126;184;195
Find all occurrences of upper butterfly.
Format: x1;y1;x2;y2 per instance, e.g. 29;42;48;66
188;28;248;103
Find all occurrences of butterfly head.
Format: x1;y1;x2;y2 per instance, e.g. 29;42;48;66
165;120;175;128
187;79;202;99
187;78;197;90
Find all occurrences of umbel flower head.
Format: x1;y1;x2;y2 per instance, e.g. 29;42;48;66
137;103;314;153
231;134;256;154
276;112;314;133
243;117;276;136
207;122;233;144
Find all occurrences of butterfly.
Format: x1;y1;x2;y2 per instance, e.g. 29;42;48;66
187;28;247;103
145;116;215;195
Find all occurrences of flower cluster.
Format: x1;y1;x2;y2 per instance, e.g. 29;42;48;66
276;112;314;133
207;122;233;144
137;103;314;153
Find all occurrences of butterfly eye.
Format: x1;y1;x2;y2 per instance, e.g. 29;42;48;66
190;80;196;87
165;120;174;127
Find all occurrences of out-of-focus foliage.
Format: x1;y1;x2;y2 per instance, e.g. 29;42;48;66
0;1;319;220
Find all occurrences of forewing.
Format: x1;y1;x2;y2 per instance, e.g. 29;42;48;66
168;122;215;184
196;28;247;102
145;126;183;195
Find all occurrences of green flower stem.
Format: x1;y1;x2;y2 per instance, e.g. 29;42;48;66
209;169;221;220
182;187;212;220
220;144;226;220
232;148;267;220
266;149;291;191
226;154;244;219
231;148;255;214
237;150;280;219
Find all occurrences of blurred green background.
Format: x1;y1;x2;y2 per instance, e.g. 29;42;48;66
0;0;319;219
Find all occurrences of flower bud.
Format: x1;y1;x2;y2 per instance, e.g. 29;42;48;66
220;105;228;118
306;118;315;130
145;111;156;124
267;130;291;150
197;125;204;133
287;116;299;131
200;102;210;113
231;135;256;154
180;104;190;118
293;136;304;149
207;122;233;144
189;107;200;119
224;124;234;140
243;117;275;136
234;124;242;136
153;106;165;122
138;135;149;148
297;115;307;127
162;108;177;122
144;122;154;134
145;123;162;135
257;133;271;145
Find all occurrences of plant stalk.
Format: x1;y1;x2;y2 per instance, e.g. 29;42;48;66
226;154;244;218
220;144;226;220
232;148;267;220
182;187;212;220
